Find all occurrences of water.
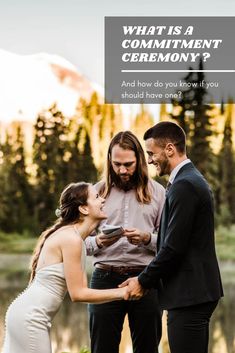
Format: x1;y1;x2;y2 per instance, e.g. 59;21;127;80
0;255;234;353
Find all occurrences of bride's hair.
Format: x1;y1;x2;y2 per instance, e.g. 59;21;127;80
29;182;90;282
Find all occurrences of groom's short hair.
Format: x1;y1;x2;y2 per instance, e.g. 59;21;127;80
143;121;186;154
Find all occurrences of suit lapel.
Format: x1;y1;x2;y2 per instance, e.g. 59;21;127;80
157;162;195;251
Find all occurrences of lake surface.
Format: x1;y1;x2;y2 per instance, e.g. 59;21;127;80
0;255;234;353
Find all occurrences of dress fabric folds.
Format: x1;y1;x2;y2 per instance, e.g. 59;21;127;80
2;263;67;353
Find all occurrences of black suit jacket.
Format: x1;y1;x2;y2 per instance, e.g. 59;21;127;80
138;162;223;310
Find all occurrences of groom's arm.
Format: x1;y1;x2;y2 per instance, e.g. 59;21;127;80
119;180;198;295
138;180;198;289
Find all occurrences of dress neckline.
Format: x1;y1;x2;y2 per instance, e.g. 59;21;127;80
36;262;63;273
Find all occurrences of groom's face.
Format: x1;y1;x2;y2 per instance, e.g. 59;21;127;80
145;138;170;176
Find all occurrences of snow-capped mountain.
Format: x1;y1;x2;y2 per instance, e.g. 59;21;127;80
0;49;101;123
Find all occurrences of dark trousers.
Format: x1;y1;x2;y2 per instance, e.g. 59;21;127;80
167;300;218;353
89;268;162;353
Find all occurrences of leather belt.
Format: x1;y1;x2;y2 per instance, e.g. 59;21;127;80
95;263;145;275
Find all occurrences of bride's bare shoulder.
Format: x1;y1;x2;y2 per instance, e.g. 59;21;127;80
53;225;82;245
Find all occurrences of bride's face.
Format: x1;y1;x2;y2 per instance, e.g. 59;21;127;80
86;185;107;221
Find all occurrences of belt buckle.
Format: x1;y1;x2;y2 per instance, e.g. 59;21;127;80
119;266;129;275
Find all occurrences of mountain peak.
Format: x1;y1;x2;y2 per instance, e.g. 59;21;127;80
0;49;100;123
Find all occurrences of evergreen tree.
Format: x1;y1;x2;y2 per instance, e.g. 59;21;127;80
66;127;84;183
33;104;71;232
0;134;11;230
218;102;235;225
80;131;97;183
0;127;33;233
171;59;216;186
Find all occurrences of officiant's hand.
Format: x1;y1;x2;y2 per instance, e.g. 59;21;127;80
96;233;121;248
123;228;151;245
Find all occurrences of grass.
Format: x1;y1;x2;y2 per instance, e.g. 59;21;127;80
0;225;234;261
61;348;90;353
0;231;37;254
215;224;235;261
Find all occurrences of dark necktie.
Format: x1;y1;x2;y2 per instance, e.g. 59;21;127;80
165;181;172;196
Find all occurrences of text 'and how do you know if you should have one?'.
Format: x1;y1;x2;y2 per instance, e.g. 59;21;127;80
121;79;219;100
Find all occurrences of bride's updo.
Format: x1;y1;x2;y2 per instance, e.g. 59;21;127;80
55;182;90;222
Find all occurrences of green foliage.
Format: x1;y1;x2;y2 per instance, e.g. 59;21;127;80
33;104;72;231
0;231;36;253
60;347;90;353
0;126;34;233
79;347;91;353
80;132;97;183
1;225;235;262
215;225;235;261
171;61;235;221
171;59;215;183
217;103;235;225
0;90;235;238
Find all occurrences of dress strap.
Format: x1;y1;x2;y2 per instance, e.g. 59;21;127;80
73;225;86;271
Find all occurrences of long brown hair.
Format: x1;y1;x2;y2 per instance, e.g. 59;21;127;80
101;131;151;204
29;182;90;282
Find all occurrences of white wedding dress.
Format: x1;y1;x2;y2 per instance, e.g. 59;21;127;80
2;227;85;353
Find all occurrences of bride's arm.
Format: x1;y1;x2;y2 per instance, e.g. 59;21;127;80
61;232;128;303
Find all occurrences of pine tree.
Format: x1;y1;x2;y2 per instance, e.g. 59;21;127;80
66;127;84;183
218;101;235;225
0;134;11;230
33;105;71;232
171;59;216;186
0;127;33;233
80;131;97;183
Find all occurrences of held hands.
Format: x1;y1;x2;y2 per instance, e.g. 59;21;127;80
119;286;131;300
123;228;151;246
119;276;145;300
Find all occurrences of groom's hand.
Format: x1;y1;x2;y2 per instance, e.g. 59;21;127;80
119;276;144;300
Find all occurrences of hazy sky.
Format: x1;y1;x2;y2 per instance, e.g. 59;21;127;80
1;0;235;86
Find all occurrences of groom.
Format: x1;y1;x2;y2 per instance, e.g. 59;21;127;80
120;121;223;353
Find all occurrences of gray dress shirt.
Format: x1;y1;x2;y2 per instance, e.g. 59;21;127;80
85;179;165;267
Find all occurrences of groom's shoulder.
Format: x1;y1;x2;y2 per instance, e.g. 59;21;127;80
174;165;211;198
177;163;204;182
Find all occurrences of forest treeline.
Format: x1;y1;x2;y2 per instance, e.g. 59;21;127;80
0;64;235;235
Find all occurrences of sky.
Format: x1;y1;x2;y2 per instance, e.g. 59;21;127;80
1;0;235;86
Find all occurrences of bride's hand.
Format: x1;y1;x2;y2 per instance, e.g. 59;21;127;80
119;286;130;300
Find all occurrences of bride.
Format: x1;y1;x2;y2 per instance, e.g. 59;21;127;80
2;182;129;353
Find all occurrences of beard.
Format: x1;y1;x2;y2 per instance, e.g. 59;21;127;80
111;169;138;191
156;152;171;177
158;159;170;176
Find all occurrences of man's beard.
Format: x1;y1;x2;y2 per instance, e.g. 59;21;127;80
157;152;170;177
111;170;137;191
158;158;169;176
